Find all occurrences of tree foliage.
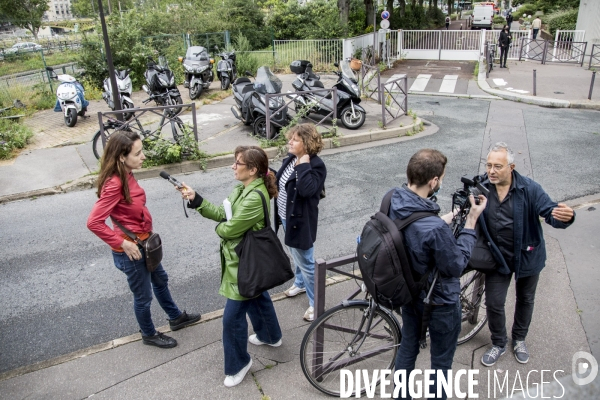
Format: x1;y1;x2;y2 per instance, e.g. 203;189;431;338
0;0;48;40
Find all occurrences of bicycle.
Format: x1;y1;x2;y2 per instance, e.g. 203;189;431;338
92;93;185;160
487;42;496;73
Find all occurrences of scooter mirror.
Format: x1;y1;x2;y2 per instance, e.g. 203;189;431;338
333;63;339;68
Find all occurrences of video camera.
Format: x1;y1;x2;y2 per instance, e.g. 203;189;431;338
450;175;490;236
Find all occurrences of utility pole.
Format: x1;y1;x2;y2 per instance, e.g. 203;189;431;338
97;0;123;120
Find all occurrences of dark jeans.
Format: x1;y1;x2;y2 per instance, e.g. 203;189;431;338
112;251;181;337
394;301;461;400
500;46;508;66
533;29;539;39
222;291;282;375
485;271;540;348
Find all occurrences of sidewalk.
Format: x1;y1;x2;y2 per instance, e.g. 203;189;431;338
0;196;598;398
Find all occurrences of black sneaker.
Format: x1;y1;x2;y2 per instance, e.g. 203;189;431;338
142;331;177;348
513;340;530;364
481;345;506;366
169;310;201;331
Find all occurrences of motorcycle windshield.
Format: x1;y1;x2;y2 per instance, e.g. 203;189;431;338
253;67;282;94
340;60;358;82
186;46;209;62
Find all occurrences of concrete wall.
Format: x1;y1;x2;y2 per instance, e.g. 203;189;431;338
576;0;600;49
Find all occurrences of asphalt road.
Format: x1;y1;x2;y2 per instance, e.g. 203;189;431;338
1;96;599;374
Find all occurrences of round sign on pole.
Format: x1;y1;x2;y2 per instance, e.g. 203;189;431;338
381;10;390;20
380;19;390;29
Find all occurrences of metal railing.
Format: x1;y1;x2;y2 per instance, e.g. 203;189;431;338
380;74;408;128
519;38;548;62
360;63;381;103
519;38;587;66
399;30;481;61
273;39;343;71
589;44;600;69
313;254;362;320
0;62;78;90
265;88;338;140
485;30;530;60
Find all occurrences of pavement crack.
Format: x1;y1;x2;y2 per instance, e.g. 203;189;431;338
75;146;92;174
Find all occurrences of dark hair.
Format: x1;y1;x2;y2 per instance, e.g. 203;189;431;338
286;123;324;155
96;131;141;203
406;149;447;187
234;146;278;199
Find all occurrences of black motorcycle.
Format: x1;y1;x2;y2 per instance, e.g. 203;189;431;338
290;59;366;129
230;66;289;138
143;56;183;115
215;47;237;91
178;46;214;100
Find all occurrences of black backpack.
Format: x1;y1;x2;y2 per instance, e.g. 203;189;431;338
357;190;437;310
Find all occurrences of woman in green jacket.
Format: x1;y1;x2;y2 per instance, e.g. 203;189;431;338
179;146;282;388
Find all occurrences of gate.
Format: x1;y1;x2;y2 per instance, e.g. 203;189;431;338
520;38;587;66
485;30;531;60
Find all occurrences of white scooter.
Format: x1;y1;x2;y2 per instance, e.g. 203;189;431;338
46;67;88;127
102;69;134;120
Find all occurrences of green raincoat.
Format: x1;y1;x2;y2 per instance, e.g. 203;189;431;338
192;178;269;301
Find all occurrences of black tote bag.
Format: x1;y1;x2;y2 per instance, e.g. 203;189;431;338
235;190;294;298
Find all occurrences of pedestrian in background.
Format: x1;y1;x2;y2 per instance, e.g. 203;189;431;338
87;131;200;350
445;15;451;30
532;16;542;39
506;13;513;30
499;25;512;68
275;124;327;323
478;142;575;367
179;146;283;388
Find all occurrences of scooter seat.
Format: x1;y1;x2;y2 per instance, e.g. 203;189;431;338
234;77;251;85
307;79;324;89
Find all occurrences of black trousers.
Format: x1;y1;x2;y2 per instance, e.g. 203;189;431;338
485;270;540;348
500;46;508;66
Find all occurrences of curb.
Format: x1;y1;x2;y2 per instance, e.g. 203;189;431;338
0;273;355;382
476;61;600;110
0;117;424;204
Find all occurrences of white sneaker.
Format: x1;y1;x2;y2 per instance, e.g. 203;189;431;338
248;334;282;347
303;306;314;322
284;285;306;297
223;358;253;388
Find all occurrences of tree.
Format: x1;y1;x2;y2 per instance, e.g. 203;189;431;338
0;0;48;40
363;0;374;31
338;0;350;35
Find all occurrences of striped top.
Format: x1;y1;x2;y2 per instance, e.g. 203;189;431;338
277;157;296;220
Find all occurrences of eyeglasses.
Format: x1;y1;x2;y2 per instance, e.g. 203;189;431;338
485;164;507;171
233;161;247;169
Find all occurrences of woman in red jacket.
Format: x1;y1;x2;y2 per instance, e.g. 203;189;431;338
87;131;200;349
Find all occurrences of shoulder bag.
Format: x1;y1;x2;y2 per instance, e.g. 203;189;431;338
235;190;294;298
467;219;503;273
111;218;163;272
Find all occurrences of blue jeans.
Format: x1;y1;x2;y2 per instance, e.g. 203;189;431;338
112;251;181;337
281;219;315;307
394;300;461;400
222;291;282;375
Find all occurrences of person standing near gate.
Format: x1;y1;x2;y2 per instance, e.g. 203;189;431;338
532;16;542;39
506;13;514;31
499;25;512;68
478;142;575;367
445;15;451;30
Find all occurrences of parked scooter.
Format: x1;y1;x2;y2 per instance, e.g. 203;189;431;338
46;66;89;127
178;46;214;100
289;59;366;129
230;66;289;138
102;69;134;120
143;56;183;115
214;46;237;90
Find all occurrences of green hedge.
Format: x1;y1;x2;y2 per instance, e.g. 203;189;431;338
513;4;538;19
545;9;578;36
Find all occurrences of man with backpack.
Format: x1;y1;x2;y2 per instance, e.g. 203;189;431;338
388;149;486;399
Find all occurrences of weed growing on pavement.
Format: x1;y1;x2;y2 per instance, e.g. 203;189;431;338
142;125;208;168
257;104;312;154
473;62;479;77
0;119;34;159
377;120;384;129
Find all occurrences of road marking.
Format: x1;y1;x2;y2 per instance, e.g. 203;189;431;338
386;74;407;83
493;78;508;86
439;75;459;93
506;88;529;94
409;74;432;91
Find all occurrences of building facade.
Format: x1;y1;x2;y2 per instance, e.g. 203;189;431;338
44;0;74;22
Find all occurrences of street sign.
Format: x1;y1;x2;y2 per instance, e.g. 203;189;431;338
380;19;390;29
381;10;390;20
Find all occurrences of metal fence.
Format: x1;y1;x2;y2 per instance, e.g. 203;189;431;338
485;29;530;60
273;39;343;71
520;38;587;66
380;74;408;128
0;62;78;90
399;30;481;61
589;44;600;69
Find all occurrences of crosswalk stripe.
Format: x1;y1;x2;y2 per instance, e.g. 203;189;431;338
386;74;406;83
439;75;459;93
409;74;432;92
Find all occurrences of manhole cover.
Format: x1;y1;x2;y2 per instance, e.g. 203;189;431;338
554;91;564;94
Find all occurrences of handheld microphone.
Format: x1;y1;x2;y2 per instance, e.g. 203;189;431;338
159;171;184;189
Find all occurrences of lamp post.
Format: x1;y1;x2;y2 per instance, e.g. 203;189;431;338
97;0;123;121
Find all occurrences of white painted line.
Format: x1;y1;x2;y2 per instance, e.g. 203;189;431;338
409;74;432;92
386;74;406;83
506;88;529;94
493;78;508;86
439;75;459;93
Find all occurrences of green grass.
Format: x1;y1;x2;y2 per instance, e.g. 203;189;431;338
0;50;79;77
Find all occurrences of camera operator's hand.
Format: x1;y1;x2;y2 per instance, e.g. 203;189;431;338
464;194;487;230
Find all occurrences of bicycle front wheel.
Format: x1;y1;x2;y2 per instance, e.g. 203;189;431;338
92;127;116;160
457;270;487;345
300;302;401;397
170;116;185;142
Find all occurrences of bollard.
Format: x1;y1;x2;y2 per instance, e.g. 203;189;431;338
589;71;596;100
533;69;537;96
